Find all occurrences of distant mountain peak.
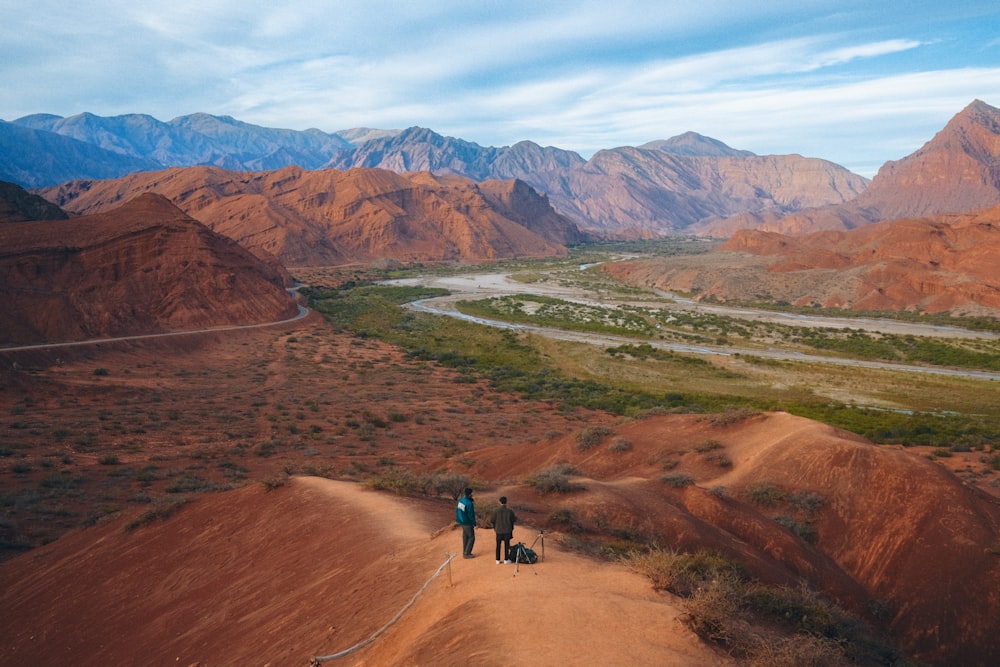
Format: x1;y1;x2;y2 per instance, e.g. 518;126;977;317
640;131;755;157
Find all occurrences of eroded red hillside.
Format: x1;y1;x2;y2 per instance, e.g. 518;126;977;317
607;205;1000;315
38;166;578;266
0;193;298;344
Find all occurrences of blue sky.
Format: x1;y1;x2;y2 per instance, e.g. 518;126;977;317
2;1;998;176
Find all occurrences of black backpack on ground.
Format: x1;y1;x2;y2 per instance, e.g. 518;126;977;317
509;542;537;564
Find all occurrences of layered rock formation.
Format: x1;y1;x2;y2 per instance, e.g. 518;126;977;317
0;193;297;345
39;166;581;266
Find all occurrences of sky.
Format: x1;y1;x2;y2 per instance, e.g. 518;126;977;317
2;1;999;177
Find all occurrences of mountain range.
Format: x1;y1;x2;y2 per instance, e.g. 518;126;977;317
7;101;999;240
3;110;871;238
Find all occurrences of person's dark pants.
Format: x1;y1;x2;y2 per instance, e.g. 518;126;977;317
462;524;475;556
496;532;512;561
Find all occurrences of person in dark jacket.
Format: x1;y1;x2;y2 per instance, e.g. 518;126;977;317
490;496;517;564
456;487;477;558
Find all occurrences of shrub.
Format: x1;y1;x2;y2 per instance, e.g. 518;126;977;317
365;468;431;496
430;473;471;500
124;498;189;532
576;425;613;451
546;507;585;532
745;482;785;507
608;438;632;452
661;472;694;488
98;454;120;466
525;464;581;494
704;453;732;467
694;439;724;453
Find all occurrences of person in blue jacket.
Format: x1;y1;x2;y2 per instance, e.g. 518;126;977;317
456;487;477;558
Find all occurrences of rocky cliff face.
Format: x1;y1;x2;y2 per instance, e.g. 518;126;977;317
0;193;298;345
699;99;1000;236
38;166;580;266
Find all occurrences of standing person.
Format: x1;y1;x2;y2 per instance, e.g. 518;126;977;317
456;487;477;558
490;496;517;564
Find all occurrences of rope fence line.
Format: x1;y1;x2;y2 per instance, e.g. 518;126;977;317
309;552;456;665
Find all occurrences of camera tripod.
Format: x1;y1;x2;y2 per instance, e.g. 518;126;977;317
512;530;544;577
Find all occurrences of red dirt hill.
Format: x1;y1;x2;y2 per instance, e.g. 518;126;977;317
0;193;298;345
606;205;1000;315
0;477;731;667
448;410;1000;665
2;411;998;665
37;166;579;266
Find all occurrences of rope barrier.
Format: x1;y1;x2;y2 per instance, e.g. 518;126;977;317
309;552;456;665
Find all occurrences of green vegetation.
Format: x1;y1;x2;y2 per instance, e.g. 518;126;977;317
306;269;1000;448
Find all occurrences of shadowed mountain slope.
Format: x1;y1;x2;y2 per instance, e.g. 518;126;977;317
0;193;297;345
0;180;68;222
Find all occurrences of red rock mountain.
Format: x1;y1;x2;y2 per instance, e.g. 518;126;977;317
697;100;1000;236
39;166;581;266
606;205;1000;315
0;193;298;345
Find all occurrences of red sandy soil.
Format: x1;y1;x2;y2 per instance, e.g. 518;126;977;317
2;313;1000;665
0;477;732;666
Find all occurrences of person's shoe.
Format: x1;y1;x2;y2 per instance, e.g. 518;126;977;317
496;559;501;564
504;559;512;564
463;554;475;559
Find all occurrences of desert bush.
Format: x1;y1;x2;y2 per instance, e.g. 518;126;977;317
771;514;817;543
546;507;585;532
629;549;894;665
576;425;613;451
365;468;430;496
98;454;120;466
745;482;785;507
789;491;826;514
628;548;745;596
704;452;732;467
660;472;694;488
429;473;471;500
694;439;724;453
608;438;631;452
525;464;581;494
124;498;189;532
702;405;760;426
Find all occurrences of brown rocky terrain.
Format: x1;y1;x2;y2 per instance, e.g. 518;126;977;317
605;204;1000;315
0;192;298;345
37;166;581;266
697;99;1000;236
1;311;999;665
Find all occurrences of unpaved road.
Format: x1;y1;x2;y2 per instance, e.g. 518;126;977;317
388;272;1000;381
